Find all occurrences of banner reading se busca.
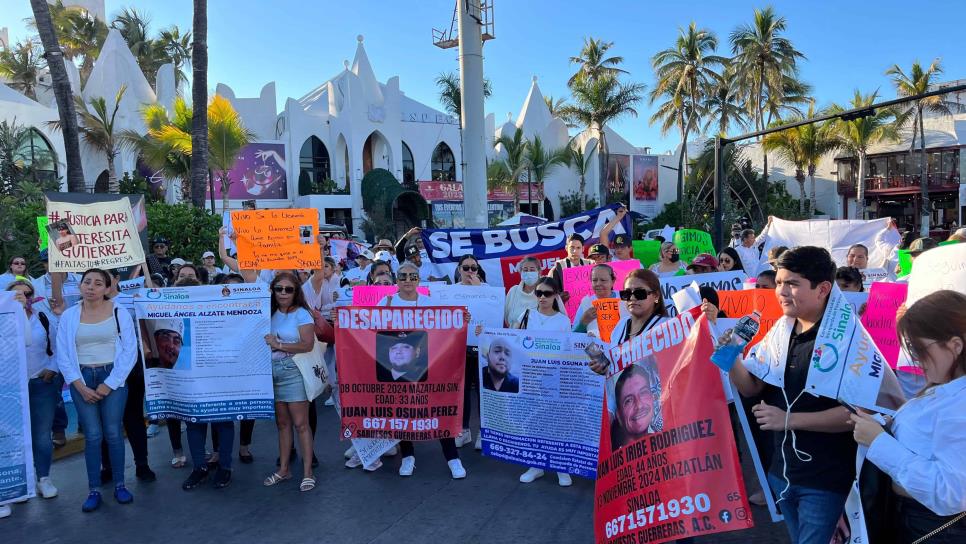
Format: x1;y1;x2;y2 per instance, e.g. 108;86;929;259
134;284;275;422
478;329;604;478
594;313;753;544
335;306;467;441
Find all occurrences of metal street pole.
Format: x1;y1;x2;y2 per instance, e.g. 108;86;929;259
713;136;726;251
457;0;487;228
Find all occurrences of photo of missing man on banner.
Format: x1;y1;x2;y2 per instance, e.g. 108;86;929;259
608;356;663;450
375;330;428;382
48;219;78;252
141;318;191;370
480;336;521;394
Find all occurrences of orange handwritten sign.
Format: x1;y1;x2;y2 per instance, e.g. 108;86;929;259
593;297;622;343
717;289;783;353
231;208;321;270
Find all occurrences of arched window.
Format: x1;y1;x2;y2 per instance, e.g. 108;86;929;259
431;142;455;181
298;136;331;194
93;170;109;193
19;128;58;183
401;141;415;184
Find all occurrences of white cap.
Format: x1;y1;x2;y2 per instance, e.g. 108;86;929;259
170;258;186;266
374;250;393;263
152;319;184;338
357;249;375;261
202;251;215;259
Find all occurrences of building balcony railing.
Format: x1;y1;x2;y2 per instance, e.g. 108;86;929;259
837;172;961;195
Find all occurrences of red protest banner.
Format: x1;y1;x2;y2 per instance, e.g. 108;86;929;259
594;314;753;544
499;248;566;291
335;306;467;441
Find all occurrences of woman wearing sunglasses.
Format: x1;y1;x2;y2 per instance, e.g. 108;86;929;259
452;255;487;450
573;264;629;335
514;276;574;487
262;272;319;492
379;261;466;479
850;290;966;542
649;242;686;277
1;255;28;290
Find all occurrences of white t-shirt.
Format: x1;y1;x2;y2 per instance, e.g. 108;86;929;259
270;308;313;360
516;309;572;332
504;284;538;327
573;292;628;334
75;317;117;365
26;312;56;378
648;262;686;277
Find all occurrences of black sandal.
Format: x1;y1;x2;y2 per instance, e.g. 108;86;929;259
239;451;254;464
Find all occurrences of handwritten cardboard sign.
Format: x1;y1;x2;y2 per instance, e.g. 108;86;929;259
37;216;48;250
717;288;783;354
673;229;714;264
350;285;431;306
231;208;321;270
860;282;907;369
632;239;662;268
562;260;641;320
593;297;621;342
45;198;145;272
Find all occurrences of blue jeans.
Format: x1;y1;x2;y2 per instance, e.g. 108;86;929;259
768;474;847;544
52;398;68;433
186;422;234;471
70;365;128;490
29;375;64;478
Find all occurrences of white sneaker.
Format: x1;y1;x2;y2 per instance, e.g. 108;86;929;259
557;472;573;487
399;456;415;477
146;423;160;438
474;435;482;450
363;459;383;472
344;453;363;469
519;468;545;483
37;477;58;498
383;445;398;456
448;459;467;479
343;445;355;459
324;397;334;406
0;504;10;519
454;429;472;448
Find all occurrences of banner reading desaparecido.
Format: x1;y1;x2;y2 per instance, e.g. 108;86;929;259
45;196;146;272
594;313;753;544
335;306;467;441
133;284;274;422
478;329;604;478
419;204;631;287
0;293;35;504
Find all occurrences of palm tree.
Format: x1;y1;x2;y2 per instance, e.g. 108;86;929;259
886;59;961;236
568;37;628;86
493;127;530;212
762;123;808;214
829;90;898;220
560;73;645;205
29;0;86;192
544;95;567;116
434;71;493;119
650;22;726;206
702;66;747;136
0;41;43;100
189;0;209;209
122;98;193;200
526;135;569;213
34;0;107;83
796;101;840;214
50;86;127;193
208;95;254;210
156;26;192;91
564;139;595;210
730;6;806;185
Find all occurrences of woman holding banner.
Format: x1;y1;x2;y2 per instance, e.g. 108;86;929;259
218;227;261;283
850;290;966;542
504;257;540;328
514;276;574;487
379;261;466;479
452;255;487;450
262;272;319;492
573;264;627;336
649;242;686;277
55;268;138;512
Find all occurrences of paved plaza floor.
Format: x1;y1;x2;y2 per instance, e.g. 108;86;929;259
5;400;790;543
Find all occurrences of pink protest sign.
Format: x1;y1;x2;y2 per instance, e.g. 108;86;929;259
351;285;431;306
860;281;907;369
562;260;641;320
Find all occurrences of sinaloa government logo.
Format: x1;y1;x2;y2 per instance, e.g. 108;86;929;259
146;288;162;300
522;335;535;349
811;343;839;372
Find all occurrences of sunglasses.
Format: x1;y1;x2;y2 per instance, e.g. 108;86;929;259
461;265;479;272
398;273;420;281
534;289;556;298
272;286;296;294
619;288;654;301
903;338;940;362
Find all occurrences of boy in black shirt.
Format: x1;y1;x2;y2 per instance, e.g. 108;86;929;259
727;246;854;544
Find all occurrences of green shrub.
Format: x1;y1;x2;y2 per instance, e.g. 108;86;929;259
146;203;221;262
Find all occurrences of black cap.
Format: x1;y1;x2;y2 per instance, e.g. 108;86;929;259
404;245;419;258
378;330;420;348
589;244;609;256
612;233;631;247
151;236;169;247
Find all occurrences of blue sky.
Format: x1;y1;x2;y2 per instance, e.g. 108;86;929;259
6;0;966;153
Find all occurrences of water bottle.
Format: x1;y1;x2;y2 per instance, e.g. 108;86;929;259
711;311;761;371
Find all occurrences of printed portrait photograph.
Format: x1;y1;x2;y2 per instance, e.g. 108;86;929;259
480;336;523;394
140;317;192;371
607;356;663;451
48;219;78;252
375;330;428;383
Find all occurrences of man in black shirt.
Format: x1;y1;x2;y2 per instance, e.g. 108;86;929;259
728;246;854;544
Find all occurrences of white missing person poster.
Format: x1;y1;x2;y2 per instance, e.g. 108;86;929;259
134;284;275;421
0;293;35;504
478;329;604;478
432;284;506;346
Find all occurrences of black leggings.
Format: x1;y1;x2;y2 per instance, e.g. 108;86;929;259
462;347;478;429
101;363;149;469
400;438;458;461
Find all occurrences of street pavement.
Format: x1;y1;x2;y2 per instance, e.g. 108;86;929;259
5;400;790;543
